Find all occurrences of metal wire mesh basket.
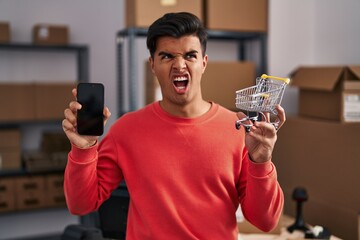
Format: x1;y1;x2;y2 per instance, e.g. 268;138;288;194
235;74;290;131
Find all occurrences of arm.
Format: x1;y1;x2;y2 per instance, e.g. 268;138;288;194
64;134;123;215
237;105;286;231
62;88;120;215
238;157;284;232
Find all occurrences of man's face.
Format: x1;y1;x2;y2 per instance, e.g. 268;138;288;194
149;35;208;106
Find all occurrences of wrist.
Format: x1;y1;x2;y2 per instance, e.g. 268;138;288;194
248;153;271;163
82;140;97;149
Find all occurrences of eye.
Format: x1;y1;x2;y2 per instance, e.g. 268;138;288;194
161;53;174;60
185;53;197;59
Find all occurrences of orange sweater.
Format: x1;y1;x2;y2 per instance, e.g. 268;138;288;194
64;102;283;239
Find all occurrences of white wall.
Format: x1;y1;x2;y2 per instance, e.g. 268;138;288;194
269;0;360;115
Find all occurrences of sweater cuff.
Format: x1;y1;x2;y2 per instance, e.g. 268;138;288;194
248;159;274;178
69;143;98;164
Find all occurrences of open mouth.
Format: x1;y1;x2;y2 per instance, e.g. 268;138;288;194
173;76;189;92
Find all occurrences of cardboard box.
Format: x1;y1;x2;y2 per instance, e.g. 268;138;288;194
14;176;47;210
0;129;21;149
0;83;74;121
202;61;256;111
23;152;54;172
0;129;21;170
41;132;71;153
291;66;360;122
144;61;162;105
0;22;11;43
0;178;16;213
0;83;36;121
144;61;256;111
126;0;203;28
45;174;66;207
205;0;268;32
0;150;21;170
33;24;69;45
34;83;75;120
272;116;360;239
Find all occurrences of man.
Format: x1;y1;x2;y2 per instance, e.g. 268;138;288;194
62;12;285;239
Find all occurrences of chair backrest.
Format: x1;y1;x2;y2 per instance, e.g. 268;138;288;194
98;183;129;240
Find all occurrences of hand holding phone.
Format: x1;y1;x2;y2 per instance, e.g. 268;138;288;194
77;83;104;136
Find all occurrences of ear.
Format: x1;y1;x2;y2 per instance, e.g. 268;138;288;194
202;55;208;74
149;56;155;74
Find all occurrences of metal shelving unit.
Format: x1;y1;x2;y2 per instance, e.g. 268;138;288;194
116;27;267;115
0;43;89;176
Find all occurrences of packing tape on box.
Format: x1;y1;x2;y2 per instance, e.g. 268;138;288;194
38;26;49;39
161;0;176;6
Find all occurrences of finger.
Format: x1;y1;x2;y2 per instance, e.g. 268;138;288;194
72;88;77;99
275;105;286;130
236;111;247;119
62;118;76;133
252;120;277;135
69;100;82;112
103;107;111;125
64;108;77;126
261;112;270;122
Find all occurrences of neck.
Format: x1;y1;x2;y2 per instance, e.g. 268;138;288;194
159;100;212;118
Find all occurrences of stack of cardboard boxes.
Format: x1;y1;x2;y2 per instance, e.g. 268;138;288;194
0;83;75;122
125;0;267;32
0;83;73;173
0;82;72;212
126;0;267;111
0;174;66;213
273;66;360;239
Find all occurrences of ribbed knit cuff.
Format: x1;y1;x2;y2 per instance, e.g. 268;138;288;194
248;159;274;178
69;142;98;164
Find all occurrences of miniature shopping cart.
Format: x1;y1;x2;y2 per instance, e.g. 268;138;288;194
235;74;290;132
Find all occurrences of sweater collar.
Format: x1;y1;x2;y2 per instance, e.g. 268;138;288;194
151;101;219;125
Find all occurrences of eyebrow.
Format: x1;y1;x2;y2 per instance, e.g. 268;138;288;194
158;50;199;57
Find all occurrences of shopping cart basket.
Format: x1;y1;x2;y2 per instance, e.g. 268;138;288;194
235;74;290;132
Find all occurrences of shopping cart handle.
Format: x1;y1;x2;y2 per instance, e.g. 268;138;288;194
261;74;290;84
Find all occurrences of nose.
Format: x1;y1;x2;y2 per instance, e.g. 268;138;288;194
172;55;186;70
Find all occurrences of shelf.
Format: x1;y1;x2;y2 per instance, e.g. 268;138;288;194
0;42;89;83
117;27;266;40
0;168;64;178
0;42;87;51
0;119;62;128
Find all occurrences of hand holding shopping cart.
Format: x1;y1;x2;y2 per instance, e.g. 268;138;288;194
235;74;290;132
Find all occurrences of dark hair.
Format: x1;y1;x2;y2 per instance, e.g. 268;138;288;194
146;12;208;59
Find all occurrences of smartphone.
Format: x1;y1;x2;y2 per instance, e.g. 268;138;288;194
77;83;104;136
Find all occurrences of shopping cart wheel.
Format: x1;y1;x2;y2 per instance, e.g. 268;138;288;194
235;120;252;132
235;121;241;130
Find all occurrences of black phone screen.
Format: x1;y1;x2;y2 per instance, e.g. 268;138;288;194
77;83;104;136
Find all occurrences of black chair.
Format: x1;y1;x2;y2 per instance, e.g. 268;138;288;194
61;183;130;240
98;183;129;239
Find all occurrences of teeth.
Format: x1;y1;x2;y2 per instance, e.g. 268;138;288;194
174;76;188;81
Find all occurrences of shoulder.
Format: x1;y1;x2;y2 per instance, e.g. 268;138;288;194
110;103;155;130
212;103;238;120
